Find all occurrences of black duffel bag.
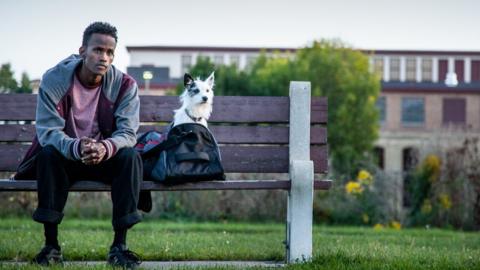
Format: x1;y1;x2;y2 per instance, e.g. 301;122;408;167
137;123;226;184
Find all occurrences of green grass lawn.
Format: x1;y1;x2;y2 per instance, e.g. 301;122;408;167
0;218;479;269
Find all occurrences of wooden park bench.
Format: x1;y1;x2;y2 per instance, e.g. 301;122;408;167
0;81;331;263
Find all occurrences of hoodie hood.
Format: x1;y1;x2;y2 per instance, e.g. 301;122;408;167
40;54;124;102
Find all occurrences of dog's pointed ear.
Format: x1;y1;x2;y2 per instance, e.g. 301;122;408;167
206;71;215;88
184;73;194;87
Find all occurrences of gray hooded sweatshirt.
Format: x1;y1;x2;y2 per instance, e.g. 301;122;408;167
15;54;140;178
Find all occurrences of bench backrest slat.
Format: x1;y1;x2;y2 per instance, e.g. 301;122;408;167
0;94;327;124
0;124;327;144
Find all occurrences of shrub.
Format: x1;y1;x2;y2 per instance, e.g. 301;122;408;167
314;168;400;226
406;138;479;230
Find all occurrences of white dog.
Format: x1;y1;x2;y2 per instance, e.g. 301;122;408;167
173;72;215;127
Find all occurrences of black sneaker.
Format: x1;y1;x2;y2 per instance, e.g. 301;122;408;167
107;244;141;269
32;245;63;266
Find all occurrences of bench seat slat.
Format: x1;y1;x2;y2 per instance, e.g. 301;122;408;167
0;125;327;145
0;94;327;124
0;144;328;173
0;179;332;191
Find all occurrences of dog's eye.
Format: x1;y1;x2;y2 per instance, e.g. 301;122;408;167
206;89;210;92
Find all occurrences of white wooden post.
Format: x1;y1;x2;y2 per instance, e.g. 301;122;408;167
286;81;314;263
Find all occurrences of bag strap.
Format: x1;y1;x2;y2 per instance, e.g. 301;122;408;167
140;131;194;159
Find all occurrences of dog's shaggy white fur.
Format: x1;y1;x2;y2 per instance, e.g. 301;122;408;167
173;72;215;127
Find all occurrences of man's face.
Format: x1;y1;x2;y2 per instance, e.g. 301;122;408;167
79;33;116;76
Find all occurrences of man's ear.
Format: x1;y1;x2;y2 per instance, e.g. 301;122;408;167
184;73;194;87
206;71;215;88
79;46;86;58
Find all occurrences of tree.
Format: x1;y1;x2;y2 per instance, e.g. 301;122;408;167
0;63;18;93
16;72;32;93
247;53;294;96
292;40;380;177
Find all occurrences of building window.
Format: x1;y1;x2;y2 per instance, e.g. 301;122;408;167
214;54;224;66
421;58;432;82
439;59;448;82
373;57;383;78
390;57;400;81
181;55;192;74
402;97;424;126
376;96;386;123
230;54;240;67
373;147;384;170
455;60;465;83
443;98;466;126
406;57;416;81
403;147;419;172
472;60;480;82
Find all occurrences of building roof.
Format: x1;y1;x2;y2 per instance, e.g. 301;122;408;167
127;45;480;56
382;82;480;94
363;49;480;56
126;45;296;53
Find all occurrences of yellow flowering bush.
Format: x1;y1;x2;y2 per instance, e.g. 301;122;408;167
357;169;373;186
345;181;364;194
439;193;452;210
390;221;402;230
344;169;374;196
423;154;441;183
373;221;401;230
408;154;448;227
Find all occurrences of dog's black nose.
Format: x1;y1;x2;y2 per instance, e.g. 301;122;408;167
202;96;208;102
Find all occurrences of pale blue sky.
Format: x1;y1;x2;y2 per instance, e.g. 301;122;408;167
1;0;478;80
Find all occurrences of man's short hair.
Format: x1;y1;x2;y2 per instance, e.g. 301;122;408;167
82;22;118;46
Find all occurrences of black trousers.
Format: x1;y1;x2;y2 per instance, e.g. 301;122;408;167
32;145;143;230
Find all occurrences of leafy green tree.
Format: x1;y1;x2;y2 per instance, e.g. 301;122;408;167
213;64;250;96
292;40;381;177
17;72;32;93
247;53;294;96
0;63;18;93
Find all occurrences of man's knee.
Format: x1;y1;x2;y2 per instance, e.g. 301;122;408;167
113;148;141;163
